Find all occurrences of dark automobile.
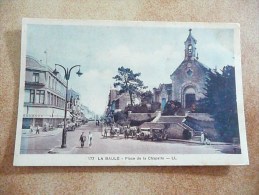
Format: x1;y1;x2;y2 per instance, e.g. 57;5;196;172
138;128;151;140
150;128;168;141
66;121;76;131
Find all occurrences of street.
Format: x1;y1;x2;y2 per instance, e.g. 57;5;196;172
21;121;230;154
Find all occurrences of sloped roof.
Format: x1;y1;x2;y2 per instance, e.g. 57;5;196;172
128;112;157;121
164;84;172;91
26;55;47;71
186;113;214;122
157;116;185;123
26;55;67;85
113;93;126;102
184;29;197;44
139;122;165;129
170;59;209;78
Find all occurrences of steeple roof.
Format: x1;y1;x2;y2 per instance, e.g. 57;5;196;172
185;29;197;44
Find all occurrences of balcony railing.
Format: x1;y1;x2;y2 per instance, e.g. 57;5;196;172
25;81;45;86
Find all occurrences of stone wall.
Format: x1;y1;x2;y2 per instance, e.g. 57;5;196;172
171;59;208;107
167;123;186;139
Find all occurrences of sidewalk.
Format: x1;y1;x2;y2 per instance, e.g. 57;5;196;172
168;138;231;145
48;145;77;154
101;133;231;146
22;128;63;138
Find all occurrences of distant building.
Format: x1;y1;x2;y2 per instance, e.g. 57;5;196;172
107;89;140;113
22;55;68;128
153;84;172;110
153;29;209;110
67;89;82;123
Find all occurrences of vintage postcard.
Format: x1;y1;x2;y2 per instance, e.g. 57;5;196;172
14;18;249;166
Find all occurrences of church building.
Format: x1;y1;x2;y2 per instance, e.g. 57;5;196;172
153;29;210;110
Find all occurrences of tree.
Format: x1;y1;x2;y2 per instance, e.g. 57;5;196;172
140;90;153;104
162;100;182;116
113;66;147;106
197;65;239;142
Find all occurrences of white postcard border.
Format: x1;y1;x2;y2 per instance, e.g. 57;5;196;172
14;18;249;166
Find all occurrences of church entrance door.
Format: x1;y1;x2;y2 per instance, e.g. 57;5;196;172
161;98;166;111
185;94;195;108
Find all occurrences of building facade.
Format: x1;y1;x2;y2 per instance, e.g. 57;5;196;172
153;84;172;110
154;29;209;110
107;89;141;113
22;55;68;128
67;89;82;123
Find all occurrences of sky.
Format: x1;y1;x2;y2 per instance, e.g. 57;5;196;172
26;22;235;115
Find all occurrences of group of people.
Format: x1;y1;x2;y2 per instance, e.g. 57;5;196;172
95;120;100;126
79;131;93;148
30;124;40;134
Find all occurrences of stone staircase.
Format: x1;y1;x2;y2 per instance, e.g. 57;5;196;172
151;111;162;122
192;136;202;142
182;122;201;141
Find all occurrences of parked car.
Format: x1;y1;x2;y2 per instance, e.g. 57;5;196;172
66;121;76;131
57;121;76;131
150;128;168;141
42;122;53;131
82;117;88;124
129;126;137;137
75;120;82;127
57;122;64;128
138;128;151;140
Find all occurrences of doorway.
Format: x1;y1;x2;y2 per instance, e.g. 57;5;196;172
161;98;166;111
185;94;195;108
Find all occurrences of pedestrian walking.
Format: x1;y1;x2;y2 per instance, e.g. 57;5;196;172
200;132;205;144
36;125;40;134
124;129;129;139
79;132;86;148
88;131;93;147
30;124;33;133
104;127;108;138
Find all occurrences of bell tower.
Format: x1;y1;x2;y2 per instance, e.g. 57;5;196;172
184;29;197;60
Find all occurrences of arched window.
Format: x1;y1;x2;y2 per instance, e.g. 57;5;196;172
188;44;192;53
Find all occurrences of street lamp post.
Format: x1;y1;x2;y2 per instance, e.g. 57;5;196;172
53;64;83;148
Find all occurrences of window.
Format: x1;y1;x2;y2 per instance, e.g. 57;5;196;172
49;76;51;88
188;45;192;54
30;90;35;103
187;69;193;77
57;97;59;107
35;90;45;104
54;95;57;106
32;73;39;83
52;78;54;89
51;94;54;105
47;92;50;104
24;90;30;103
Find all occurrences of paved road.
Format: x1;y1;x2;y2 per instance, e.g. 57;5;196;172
21;121;231;154
20;125;87;154
74;123;222;154
21;130;62;154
